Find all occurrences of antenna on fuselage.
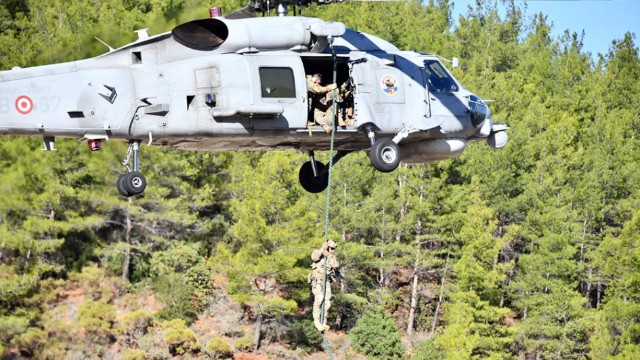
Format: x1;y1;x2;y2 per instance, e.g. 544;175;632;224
94;37;114;52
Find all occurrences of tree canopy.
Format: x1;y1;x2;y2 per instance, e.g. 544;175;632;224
1;0;639;358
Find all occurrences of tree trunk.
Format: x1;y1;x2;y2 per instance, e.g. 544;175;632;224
378;249;385;286
407;271;419;336
122;199;133;281
430;250;450;337
122;246;131;282
334;277;346;330
407;233;421;337
253;310;263;351
430;285;444;336
407;195;423;337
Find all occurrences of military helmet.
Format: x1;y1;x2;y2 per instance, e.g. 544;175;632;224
327;240;337;248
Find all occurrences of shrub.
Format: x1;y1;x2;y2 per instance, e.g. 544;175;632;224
78;300;116;342
123;348;146;360
152;243;213;314
288;319;323;353
150;242;201;277
119;309;154;343
11;327;46;357
349;312;405;359
205;336;232;359
234;336;254;352
138;333;171;359
162;319;200;355
412;340;444;360
0;315;30;343
155;273;198;324
72;265;121;301
186;261;214;309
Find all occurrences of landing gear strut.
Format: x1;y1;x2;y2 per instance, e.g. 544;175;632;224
117;141;147;197
298;150;350;193
366;125;400;173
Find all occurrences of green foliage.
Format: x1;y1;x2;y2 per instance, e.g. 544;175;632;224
119;309;154;342
412;340;444;360
77;300;117;340
332;293;368;329
234;336;254;352
138;332;172;359
161;319;200;355
150;242;202;277
70;265;121;301
205;336;233;359
0;315;30;343
436;291;513;360
350;312;405;359
590;210;640;357
151;242;212;321
288;319;323;353
10;327;46;357
123;348;146;360
155;272;199;324
1;1;640;359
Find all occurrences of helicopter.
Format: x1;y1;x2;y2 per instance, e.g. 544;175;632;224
0;3;508;197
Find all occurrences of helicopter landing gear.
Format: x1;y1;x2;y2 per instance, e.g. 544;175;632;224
117;141;147;198
369;139;400;172
299;160;328;193
298;150;351;193
366;126;401;173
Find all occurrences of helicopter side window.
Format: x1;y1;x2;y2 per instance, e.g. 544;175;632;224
423;60;458;93
259;67;296;98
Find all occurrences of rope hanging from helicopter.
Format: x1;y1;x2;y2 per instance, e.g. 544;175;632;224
318;35;339;360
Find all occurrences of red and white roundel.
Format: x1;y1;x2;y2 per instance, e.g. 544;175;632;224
15;95;34;115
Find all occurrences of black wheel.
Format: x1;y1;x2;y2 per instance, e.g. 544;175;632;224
369;139;400;172
123;171;147;196
117;174;132;197
298;161;328;193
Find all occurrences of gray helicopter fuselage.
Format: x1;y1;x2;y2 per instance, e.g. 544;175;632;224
0;16;507;164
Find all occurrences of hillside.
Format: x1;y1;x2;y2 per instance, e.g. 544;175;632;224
1;0;640;359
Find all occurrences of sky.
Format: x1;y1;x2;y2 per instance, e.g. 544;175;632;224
450;0;640;58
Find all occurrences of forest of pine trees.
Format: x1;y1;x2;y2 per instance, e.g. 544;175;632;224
1;0;639;358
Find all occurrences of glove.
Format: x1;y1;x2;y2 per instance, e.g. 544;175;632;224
323;250;330;257
322;242;329;250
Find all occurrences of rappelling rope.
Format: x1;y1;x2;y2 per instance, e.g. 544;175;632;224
318;38;340;360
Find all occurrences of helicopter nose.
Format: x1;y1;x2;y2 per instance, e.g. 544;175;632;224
469;94;489;127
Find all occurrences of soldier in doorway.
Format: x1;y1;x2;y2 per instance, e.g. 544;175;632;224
307;73;337;134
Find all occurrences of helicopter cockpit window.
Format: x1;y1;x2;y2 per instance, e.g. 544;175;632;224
423;59;458;93
259;67;296;98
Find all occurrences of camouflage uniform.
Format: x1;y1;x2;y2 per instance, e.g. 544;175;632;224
310;240;340;332
337;82;355;126
306;74;337;133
